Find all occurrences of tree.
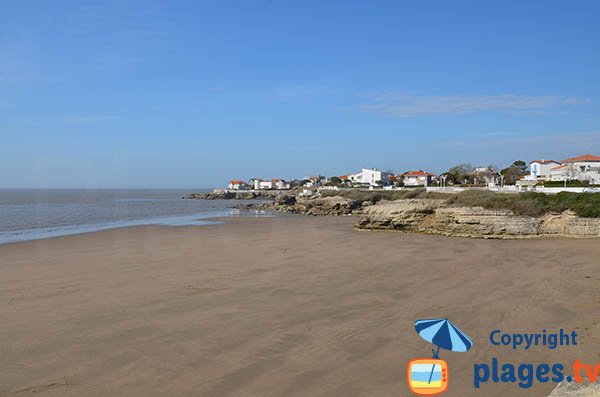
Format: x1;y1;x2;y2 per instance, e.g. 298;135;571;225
327;176;342;186
511;160;528;174
500;160;528;185
445;163;475;185
289;179;304;188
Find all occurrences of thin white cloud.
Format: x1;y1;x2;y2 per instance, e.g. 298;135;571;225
360;94;589;117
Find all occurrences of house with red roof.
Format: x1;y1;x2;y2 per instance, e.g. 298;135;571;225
549;154;600;184
227;179;249;190
402;170;434;187
560;154;600;164
271;178;290;189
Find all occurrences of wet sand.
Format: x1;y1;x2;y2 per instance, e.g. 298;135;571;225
0;216;599;396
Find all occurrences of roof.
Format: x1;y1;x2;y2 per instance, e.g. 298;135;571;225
560;154;600;163
530;159;559;164
402;170;434;177
339;175;349;179
230;179;245;184
551;164;571;170
271;178;283;182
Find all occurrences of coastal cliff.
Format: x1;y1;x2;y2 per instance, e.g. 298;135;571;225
189;189;600;239
356;199;600;239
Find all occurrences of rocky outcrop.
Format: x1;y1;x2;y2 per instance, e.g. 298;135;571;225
548;381;600;396
190;190;600;239
541;211;600;237
355;199;445;231
272;195;361;216
431;207;542;238
356;199;600;239
187;190;283;200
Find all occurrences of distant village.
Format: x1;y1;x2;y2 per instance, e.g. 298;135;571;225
225;153;600;193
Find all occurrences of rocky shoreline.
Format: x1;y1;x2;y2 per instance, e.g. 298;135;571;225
187;190;283;200
188;190;600;239
356;198;600;239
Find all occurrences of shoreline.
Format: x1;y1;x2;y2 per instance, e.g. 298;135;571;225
0;208;275;246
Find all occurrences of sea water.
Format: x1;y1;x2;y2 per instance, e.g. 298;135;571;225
0;189;270;244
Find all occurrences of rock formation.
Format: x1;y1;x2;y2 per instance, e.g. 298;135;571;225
189;190;600;239
268;195;361;216
547;381;600;396
356;199;600;239
187;190;283;200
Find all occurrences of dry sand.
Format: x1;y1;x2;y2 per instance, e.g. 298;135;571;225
0;215;599;396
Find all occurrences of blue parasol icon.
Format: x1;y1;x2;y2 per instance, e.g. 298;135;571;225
414;318;472;384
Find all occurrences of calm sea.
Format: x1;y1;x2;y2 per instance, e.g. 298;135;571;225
0;189;267;244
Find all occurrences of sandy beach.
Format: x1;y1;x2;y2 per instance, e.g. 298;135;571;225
1;215;599;396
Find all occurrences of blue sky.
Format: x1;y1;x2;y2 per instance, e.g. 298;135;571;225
2;0;600;188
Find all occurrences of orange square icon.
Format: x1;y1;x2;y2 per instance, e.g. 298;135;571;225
407;358;448;395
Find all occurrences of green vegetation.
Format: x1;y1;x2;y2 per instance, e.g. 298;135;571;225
322;188;600;218
447;190;600;218
321;188;450;204
439;160;527;186
499;160;528;185
542;180;599;187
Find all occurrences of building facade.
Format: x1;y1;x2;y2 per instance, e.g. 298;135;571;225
528;160;561;180
227;179;249;190
550;154;600;184
348;168;393;187
402;170;434;187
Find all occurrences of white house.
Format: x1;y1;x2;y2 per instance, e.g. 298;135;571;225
527;159;561;180
227;179;249;190
402;170;434;187
550;154;600;184
252;178;273;190
303;175;325;188
252;178;290;190
271;179;290;189
348;168;393;187
549;164;573;182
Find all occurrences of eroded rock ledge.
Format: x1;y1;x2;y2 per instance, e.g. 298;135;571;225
356;199;600;239
191;190;600;239
238;194;362;216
